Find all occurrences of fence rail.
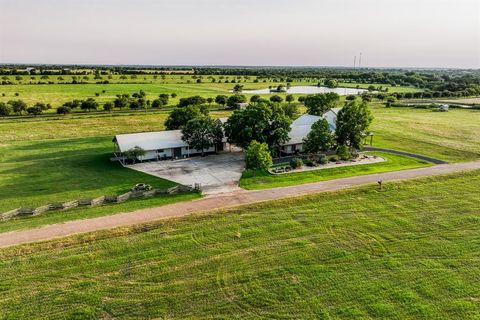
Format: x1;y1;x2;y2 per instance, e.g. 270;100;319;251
0;184;199;222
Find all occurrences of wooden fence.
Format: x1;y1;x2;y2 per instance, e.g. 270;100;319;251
0;185;198;221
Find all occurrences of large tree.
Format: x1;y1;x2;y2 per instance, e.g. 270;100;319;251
165;105;206;130
80;98;98;112
0;102;12;117
181;116;223;156
226;94;247;109
215;95;228;107
7;100;27;115
224;103;291;153
304;93;340;115
178;95;206;108
303;118;334;154
335;100;373;150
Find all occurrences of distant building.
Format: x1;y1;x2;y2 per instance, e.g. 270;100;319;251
235;102;249;110
438;104;449;112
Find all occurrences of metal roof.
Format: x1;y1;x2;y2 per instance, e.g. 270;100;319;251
284;109;339;145
114;130;187;152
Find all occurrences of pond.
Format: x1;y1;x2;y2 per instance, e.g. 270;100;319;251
239;85;367;95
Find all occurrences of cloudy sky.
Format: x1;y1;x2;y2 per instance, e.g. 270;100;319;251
0;0;479;68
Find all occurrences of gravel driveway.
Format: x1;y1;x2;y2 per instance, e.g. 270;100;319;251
127;152;245;194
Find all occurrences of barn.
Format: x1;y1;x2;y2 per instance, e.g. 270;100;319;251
113;118;229;164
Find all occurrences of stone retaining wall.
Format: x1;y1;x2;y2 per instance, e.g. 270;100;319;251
0;184;199;221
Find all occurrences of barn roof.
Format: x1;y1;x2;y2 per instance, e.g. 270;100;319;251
113;130;187;152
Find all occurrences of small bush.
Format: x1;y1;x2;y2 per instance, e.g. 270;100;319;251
317;153;328;164
290;158;303;169
304;159;314;167
336;145;351;160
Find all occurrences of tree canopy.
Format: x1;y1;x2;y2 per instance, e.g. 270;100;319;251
0;102;12;117
303;118;334;154
7;100;27;115
335;100;373;150
165;105;207;130
304;93;340;115
224;103;291;154
80;98;98;112
215;95;228;107
181;116;223;156
227;95;247;108
178;96;206;108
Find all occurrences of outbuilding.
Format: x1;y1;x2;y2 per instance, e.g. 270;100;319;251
113;130;227;164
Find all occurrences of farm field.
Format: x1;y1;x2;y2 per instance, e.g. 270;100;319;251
0;170;479;319
240;152;430;190
370;104;480;162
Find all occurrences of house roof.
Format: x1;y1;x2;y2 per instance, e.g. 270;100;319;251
284;108;340;146
114;130;187;152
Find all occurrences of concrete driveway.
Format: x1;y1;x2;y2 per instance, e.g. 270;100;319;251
128;152;245;194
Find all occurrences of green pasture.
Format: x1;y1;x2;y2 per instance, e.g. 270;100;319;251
1;170;479;319
370;103;480;162
0;74;419;107
0;135;185;212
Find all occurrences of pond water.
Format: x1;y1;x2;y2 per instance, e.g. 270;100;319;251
239;85;367;95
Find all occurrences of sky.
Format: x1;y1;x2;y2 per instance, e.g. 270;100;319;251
0;0;479;68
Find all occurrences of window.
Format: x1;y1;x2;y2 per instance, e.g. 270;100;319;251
157;149;164;153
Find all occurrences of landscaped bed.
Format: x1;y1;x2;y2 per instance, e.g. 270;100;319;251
240;152;431;190
270;154;385;175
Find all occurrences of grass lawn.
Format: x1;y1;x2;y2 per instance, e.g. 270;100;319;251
370;104;480;162
240;152;430;190
0;170;479;319
0;136;184;213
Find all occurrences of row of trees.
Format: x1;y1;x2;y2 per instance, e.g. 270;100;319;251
0;100;51;116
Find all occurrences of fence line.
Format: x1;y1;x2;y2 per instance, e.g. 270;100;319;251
0;185;198;221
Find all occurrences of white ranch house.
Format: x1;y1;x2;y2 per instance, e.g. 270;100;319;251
280;108;339;155
113;109;339;162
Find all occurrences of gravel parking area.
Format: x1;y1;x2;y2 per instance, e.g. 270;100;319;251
128;152;245;194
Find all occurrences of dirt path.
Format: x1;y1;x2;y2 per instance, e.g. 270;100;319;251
1;161;480;248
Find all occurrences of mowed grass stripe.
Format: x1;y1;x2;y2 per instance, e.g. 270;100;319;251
0;171;479;319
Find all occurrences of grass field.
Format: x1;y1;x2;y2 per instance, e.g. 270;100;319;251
0;75;419;107
370;103;480;162
0;135;185;212
1;170;479;319
240;152;430;190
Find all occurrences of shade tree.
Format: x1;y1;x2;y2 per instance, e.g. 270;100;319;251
304;93;340;115
303;118;334;154
181;116;223;156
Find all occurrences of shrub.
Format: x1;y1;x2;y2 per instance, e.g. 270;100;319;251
289;158;303;169
336;145;351;160
245;141;272;171
304;159;314;167
317;153;328;164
